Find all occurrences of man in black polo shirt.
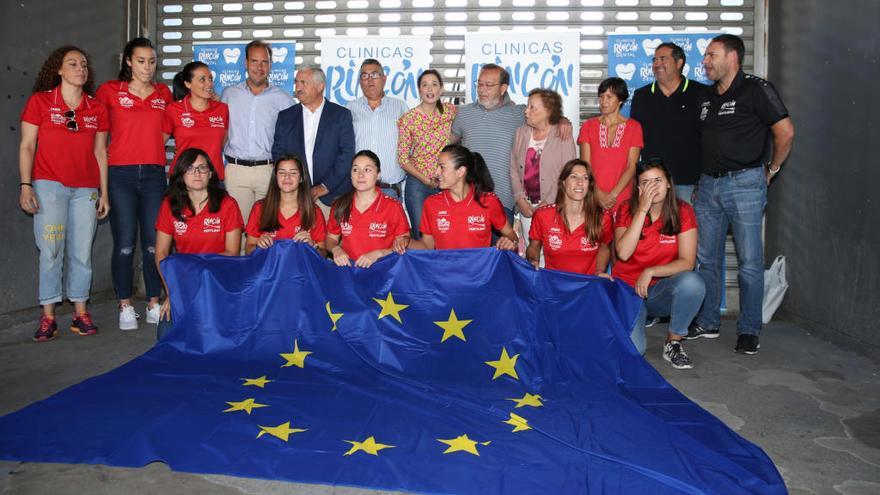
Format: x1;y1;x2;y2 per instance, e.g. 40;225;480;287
630;42;706;205
687;34;794;355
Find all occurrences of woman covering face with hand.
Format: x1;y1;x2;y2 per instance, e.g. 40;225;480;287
613;159;705;370
325;150;410;268
245;154;326;255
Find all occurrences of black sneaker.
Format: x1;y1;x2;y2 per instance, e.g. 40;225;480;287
645;315;661;328
684;321;720;340
735;334;760;355
662;340;694;369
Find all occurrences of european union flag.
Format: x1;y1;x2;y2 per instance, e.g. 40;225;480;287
0;242;785;494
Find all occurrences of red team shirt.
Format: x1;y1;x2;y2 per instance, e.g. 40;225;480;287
155;195;243;254
612;200;698;287
96;81;173;166
326;189;409;260
528;205;613;275
420;188;508;249
20;86;110;188
245;200;327;243
576;118;644;205
163;97;229;180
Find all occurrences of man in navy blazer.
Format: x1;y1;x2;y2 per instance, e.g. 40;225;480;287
272;65;355;212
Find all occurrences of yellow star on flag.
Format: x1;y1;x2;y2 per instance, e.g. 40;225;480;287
437;434;491;456
256;421;308;442
485;347;519;380
507;393;544;408
223;398;269;415
373;292;409;323
241;376;272;388
503;412;532;432
343;436;396;456
433;309;472;343
326;301;343;331
280;339;312;368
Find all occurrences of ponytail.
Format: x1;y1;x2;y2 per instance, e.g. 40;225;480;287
172;61;209;100
333;150;381;225
440;144;494;208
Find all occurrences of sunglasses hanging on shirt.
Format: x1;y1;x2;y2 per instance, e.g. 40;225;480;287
64;110;78;132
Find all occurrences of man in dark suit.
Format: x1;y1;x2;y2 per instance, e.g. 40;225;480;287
272;65;355;216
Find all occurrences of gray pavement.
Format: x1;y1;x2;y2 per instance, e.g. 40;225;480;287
0;296;878;495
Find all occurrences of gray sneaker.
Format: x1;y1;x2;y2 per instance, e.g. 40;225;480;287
663;340;694;369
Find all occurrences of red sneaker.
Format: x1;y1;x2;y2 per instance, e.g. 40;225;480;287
33;316;58;342
70;312;98;336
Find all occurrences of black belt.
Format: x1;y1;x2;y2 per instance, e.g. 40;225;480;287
703;167;758;179
377;181;402;197
225;155;272;167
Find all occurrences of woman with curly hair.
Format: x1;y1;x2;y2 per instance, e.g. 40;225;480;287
19;45;110;342
154;148;243;339
95;37;172;331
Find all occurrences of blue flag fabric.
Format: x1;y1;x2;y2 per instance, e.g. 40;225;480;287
0;242;786;494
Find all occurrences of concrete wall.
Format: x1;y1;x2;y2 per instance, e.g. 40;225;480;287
0;1;127;315
766;0;880;356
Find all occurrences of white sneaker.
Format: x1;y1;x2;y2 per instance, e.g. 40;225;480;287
145;303;161;325
119;305;140;331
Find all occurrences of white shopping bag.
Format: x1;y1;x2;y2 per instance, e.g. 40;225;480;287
762;255;788;324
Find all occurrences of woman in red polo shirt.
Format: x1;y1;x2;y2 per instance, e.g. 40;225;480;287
526;159;612;275
613;159;705;370
163;61;229;181
245;154;326;256
415;144;517;251
577;77;643;212
326;150;410;268
96;37;172;331
19;45;110;342
155;148;243;339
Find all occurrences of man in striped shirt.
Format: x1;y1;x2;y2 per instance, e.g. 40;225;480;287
345;59;409;200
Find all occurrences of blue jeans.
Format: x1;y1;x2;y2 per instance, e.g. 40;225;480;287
630;271;706;355
404;175;439;239
32;180;98;305
694;167;767;336
675;184;696;206
108;165;166;300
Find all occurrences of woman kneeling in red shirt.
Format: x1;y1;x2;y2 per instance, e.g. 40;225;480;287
526;159;612;275
154;148;243;339
613;159;705;369
245;154;326;256
325;150;410;268
414;144;518;251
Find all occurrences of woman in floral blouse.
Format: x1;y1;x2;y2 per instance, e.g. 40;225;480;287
397;69;457;239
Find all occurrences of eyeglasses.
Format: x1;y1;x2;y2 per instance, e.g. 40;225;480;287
475;80;500;89
64;110;78;132
185;165;210;175
359;71;384;80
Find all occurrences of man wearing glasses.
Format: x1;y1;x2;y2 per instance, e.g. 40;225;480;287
345;59;409;200
451;64;571;228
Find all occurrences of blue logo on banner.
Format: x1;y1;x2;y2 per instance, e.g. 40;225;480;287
324;45;423;105
468;51;576;102
607;32;719;116
192;42;297;96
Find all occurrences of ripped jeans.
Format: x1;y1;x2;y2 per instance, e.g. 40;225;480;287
108;165;166;300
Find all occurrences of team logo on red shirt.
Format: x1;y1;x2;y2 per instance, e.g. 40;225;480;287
208;116;225;128
150;98;166;110
118;95;134;108
659;234;677;244
548;234;563;250
467;215;486;232
50;112;66;126
180;113;195;128
580;236;597;252
174;220;188;235
203;217;221;233
82;115;98;129
340;222;352;236
369;222;387;238
436;217;450;233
